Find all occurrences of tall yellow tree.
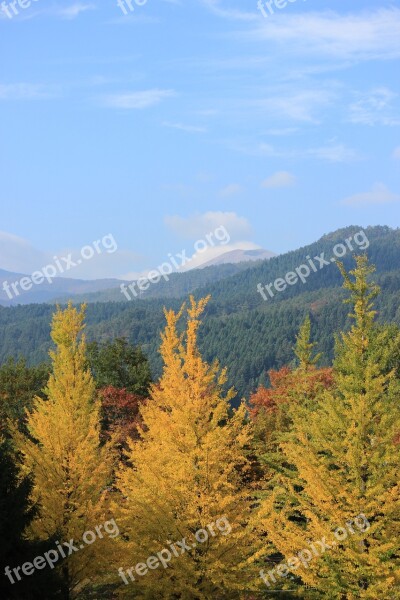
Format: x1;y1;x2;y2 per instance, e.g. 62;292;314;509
257;256;400;598
15;303;115;599
115;296;260;599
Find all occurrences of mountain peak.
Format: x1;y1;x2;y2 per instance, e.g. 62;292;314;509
198;248;276;268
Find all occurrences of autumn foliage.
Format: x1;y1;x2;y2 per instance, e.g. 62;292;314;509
98;385;145;446
2;257;399;599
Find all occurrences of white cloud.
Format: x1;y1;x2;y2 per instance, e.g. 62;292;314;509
341;183;400;206
122;241;263;279
393;147;400;159
162;121;206;133
219;183;244;197
307;143;359;163
229;139;359;163
165;211;252;242
348;88;400;126
199;0;257;22
0;231;142;280
180;241;262;271
244;8;400;61
55;3;96;19
252;88;336;123
103;89;176;109
0;231;47;274
0;83;55;100
10;3;98;21
261;171;296;189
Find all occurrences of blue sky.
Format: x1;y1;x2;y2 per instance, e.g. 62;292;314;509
0;0;399;279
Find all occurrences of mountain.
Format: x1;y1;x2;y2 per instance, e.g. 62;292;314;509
198;248;276;268
0;225;399;402
51;262;263;304
49;248;276;303
0;269;128;306
0;250;275;307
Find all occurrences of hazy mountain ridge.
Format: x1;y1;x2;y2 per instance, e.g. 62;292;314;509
0;249;275;306
0;225;399;400
0;270;128;306
198;248;276;268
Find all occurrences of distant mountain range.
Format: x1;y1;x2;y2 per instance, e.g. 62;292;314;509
0;248;275;306
199;248;276;268
0;226;399;401
0;269;128;306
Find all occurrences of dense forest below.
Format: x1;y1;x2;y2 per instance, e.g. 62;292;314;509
1;225;399;401
1;255;399;599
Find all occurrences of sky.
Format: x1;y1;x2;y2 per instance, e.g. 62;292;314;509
0;0;399;280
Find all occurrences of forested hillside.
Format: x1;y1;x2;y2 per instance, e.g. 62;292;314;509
1;225;399;400
1;258;399;598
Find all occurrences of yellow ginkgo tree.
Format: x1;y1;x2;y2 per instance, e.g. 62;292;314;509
115;296;260;599
257;256;400;598
15;303;115;599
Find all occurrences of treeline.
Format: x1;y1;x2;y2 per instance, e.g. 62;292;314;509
0;227;400;400
0;256;399;599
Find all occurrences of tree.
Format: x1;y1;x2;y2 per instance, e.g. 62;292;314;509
14;303;115;600
87;338;151;397
115;296;259;599
0;437;62;599
0;358;49;431
293;314;321;370
98;385;144;449
257;256;400;598
249;315;333;457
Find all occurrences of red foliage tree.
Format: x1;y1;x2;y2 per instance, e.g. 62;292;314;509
98;385;146;448
250;366;334;419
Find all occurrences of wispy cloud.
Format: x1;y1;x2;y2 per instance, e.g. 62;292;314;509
21;3;97;21
218;183;244;197
165;211;252;241
251;88;336;123
262;171;296;189
340;183;400;206
307;143;359;163
199;0;257;22
393;147;400;160
242;8;400;62
348;88;400;126
228;139;359;163
0;230;141;279
0;83;57;100
0;231;48;273
102;89;176;109
55;3;96;20
162;121;207;133
200;83;339;126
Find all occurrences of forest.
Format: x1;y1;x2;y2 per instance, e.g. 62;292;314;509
0;254;399;599
1;226;399;401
